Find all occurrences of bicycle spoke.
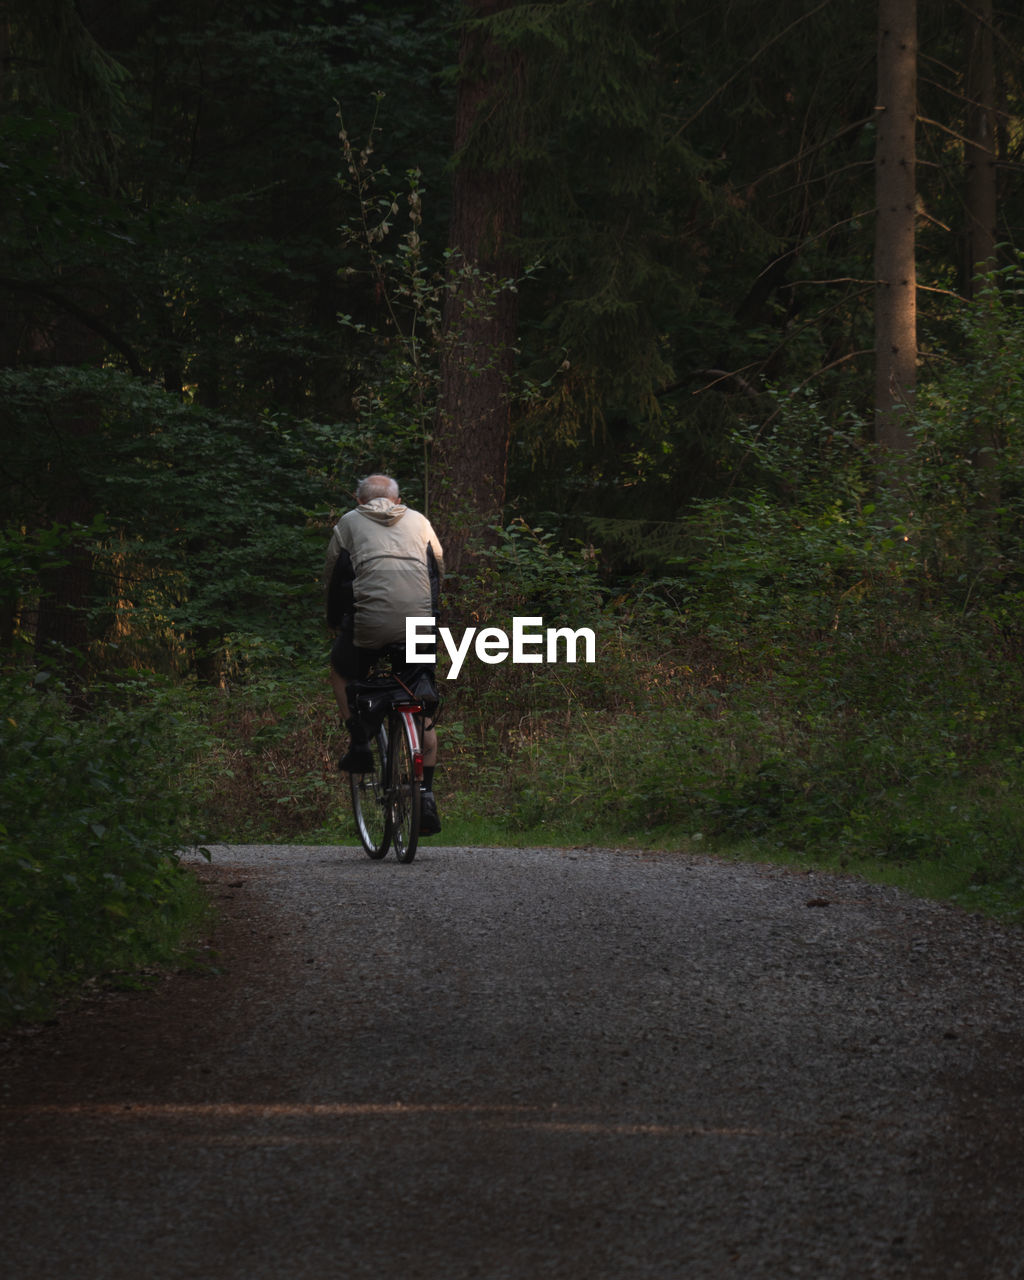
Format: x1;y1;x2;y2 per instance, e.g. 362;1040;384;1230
350;727;390;859
390;711;421;864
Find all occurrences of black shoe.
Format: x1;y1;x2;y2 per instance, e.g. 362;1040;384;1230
419;789;441;836
338;743;374;773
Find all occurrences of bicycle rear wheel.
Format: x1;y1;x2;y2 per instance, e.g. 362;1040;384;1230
350;726;390;859
389;712;421;864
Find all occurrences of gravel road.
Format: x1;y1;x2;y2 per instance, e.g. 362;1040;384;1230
2;842;1024;1279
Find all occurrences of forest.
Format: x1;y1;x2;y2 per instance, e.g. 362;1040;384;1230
3;0;1024;1021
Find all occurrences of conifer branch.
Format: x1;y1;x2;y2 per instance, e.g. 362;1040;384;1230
750;116;877;186
672;0;835;138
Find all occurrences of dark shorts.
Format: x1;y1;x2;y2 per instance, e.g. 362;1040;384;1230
330;628;434;683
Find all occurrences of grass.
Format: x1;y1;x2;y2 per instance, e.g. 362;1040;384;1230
300;714;1024;926
310;801;602;851
180;610;1024;934
308;782;1024;928
9;602;1020;1027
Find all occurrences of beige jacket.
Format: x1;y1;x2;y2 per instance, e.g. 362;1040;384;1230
323;499;443;649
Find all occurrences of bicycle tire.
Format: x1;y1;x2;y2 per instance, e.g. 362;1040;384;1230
389;711;421;864
350;726;390;859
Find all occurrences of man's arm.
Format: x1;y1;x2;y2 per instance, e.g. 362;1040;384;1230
426;543;442;616
325;544;355;628
424;516;444;594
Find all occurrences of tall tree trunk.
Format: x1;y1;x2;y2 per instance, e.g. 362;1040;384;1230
874;0;917;453
431;0;523;576
964;0;997;292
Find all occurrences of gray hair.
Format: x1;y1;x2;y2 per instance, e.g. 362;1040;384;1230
357;473;399;503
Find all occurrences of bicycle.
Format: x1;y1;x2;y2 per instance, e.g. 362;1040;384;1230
346;657;438;864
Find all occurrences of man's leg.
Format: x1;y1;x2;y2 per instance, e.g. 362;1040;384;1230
329;665;351;720
410;665;440;835
418;721;441;835
331;632;375;773
329;630;356;722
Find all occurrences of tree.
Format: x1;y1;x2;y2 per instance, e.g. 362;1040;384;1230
874;0;918;453
432;0;762;563
0;1;456;677
0;0;132;682
964;0;998;291
430;0;524;574
504;1;880;544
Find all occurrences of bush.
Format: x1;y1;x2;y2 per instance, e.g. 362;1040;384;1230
0;673;207;1022
116;276;1024;931
188;666;341;841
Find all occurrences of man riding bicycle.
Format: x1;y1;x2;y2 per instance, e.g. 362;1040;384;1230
323;473;443;836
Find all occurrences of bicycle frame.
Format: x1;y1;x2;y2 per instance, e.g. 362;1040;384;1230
347;659;436;862
380;700;425;863
394;703;424;784
349;691;428;862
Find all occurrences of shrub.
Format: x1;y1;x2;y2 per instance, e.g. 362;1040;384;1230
189;666;341;841
0;673;206;1022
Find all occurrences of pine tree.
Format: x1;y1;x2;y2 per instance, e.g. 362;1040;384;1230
874;0;918;452
431;0;524;573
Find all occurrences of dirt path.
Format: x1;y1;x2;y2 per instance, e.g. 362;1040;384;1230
2;843;1024;1279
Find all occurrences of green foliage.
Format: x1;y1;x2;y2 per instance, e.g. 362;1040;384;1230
0;366;348;675
336;101;531;516
0;2;462;1017
398;298;1024;918
336;107;448;505
473;518;608;620
911;269;1024;587
441;519;617;736
188;666;340;842
5;0;1024;1028
0;673;209;1023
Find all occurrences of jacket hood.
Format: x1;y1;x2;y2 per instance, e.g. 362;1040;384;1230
357;497;407;526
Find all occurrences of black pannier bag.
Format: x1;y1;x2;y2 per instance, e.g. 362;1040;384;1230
347;669;440;737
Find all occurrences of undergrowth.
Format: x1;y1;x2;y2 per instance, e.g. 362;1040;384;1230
0;672;213;1025
182;516;1024;928
7;274;1024;1025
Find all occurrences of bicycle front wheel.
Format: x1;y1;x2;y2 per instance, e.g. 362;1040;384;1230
350;726;390;859
389;712;421;864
